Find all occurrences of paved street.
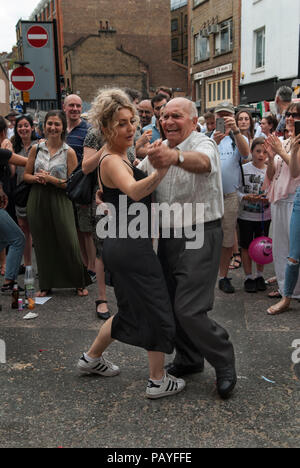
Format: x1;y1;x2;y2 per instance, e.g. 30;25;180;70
0;263;299;448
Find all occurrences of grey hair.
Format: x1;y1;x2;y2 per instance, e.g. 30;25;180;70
276;86;293;103
189;101;198;119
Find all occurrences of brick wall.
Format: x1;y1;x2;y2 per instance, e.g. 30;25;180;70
64;33;147;102
0;65;9;117
60;0;187;94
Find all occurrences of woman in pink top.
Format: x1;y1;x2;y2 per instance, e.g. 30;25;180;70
263;102;300;300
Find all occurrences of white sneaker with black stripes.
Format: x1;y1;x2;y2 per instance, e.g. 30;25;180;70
77;354;120;377
146;372;186;399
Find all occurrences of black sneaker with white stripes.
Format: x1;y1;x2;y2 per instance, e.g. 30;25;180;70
146;372;186;399
77;354;120;377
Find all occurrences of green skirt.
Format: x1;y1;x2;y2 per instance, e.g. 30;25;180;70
27;184;91;291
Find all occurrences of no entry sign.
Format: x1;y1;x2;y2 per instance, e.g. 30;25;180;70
11;66;35;91
27;25;48;48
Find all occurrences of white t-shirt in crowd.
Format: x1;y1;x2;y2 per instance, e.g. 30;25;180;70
237;162;271;222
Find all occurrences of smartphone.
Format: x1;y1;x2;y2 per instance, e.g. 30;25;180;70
295;120;300;136
216;117;225;134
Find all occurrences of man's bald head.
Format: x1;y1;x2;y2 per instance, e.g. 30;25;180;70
160;98;198;147
165;97;198;119
63;94;82;127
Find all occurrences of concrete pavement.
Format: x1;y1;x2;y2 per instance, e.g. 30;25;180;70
0;263;299;448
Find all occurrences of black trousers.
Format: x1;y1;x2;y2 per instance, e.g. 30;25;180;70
157;220;235;370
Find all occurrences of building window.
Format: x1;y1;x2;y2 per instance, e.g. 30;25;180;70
215;19;233;55
172;38;179;53
193;0;207;6
171;19;178;32
194;33;210;62
206;76;232;108
254;27;265;70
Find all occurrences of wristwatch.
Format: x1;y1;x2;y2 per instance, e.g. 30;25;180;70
176;149;185;165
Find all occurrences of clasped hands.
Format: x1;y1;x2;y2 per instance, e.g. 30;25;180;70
33;170;51;185
147;139;177;172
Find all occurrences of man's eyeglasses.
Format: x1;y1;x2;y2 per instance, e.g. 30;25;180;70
138;110;152;115
285;112;300;119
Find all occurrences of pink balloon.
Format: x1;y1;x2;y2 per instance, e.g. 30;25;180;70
248;236;273;265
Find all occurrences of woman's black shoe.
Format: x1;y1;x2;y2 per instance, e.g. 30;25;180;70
165;361;204;378
95;300;111;320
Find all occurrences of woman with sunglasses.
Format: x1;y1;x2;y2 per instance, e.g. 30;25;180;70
263;102;300;304
12;114;38;273
23;110;91;297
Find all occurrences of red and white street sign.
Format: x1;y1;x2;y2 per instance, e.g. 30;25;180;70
27;25;48;48
11;66;35;91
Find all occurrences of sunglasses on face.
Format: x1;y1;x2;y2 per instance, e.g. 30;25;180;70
285;112;300;119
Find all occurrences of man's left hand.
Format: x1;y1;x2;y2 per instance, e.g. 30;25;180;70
147;140;177;168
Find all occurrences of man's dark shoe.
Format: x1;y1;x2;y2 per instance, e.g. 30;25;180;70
219;277;235;294
255;276;267;291
165;361;204;378
215;365;237;399
244;278;257;293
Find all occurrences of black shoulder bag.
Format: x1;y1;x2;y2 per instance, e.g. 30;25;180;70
13;144;40;208
66;163;97;205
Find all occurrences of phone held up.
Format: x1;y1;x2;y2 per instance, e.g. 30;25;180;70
216;117;226;134
295;120;300;136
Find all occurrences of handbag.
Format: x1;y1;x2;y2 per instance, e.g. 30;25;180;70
66;163;97;205
13;144;40;208
13;181;32;208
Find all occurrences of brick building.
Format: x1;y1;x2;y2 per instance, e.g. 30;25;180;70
29;0;188;102
189;0;241;114
64;25;149;103
0;63;10;116
171;0;188;66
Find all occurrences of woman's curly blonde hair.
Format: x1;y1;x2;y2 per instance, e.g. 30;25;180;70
88;88;139;146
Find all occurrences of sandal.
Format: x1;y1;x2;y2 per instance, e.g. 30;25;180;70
268;290;282;299
1;281;24;293
267;301;291;315
229;252;242;270
76;288;89;297
35;289;52;297
265;276;277;285
95;300;110;320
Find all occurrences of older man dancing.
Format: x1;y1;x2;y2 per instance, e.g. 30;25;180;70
141;98;237;398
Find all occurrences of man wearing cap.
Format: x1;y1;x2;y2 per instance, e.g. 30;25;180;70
5;110;19;139
211;102;249;293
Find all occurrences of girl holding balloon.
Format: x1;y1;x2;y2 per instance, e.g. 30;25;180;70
237;137;272;293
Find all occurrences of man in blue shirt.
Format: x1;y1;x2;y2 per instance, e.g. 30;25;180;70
142;94;168;143
211;102;249;293
64;94;90;164
64;95;95;287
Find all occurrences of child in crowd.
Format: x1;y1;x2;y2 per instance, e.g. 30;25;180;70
237;137;272;293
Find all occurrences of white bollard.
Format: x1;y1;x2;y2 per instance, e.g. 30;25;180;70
0;339;6;364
